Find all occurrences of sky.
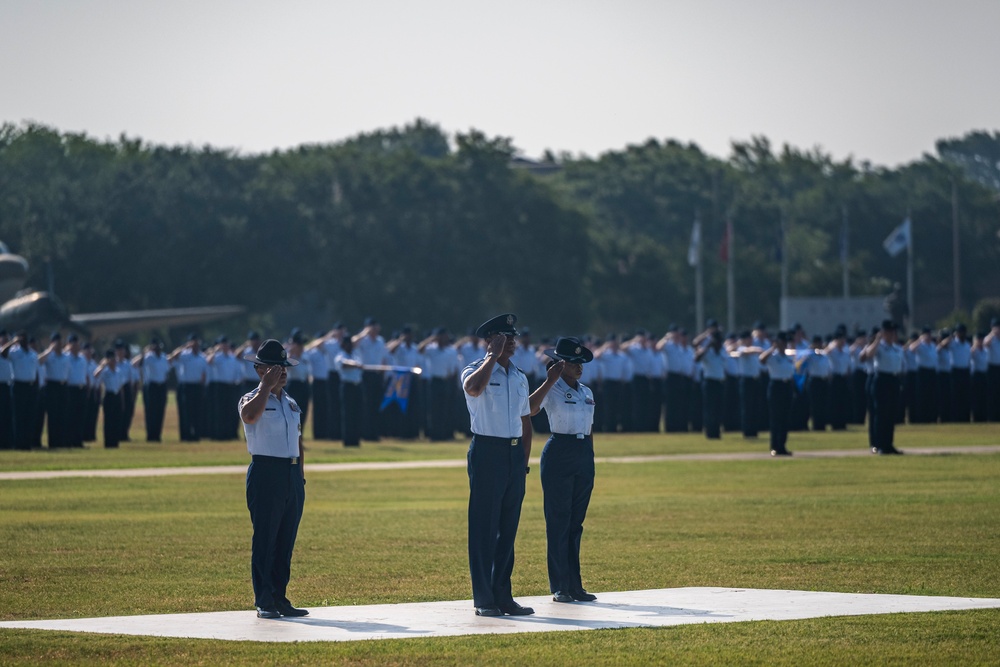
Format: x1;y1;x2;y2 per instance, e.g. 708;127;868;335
3;0;999;167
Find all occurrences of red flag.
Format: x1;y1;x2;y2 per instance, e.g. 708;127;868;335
719;219;732;262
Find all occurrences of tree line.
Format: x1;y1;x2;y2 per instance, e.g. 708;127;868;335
0;120;997;342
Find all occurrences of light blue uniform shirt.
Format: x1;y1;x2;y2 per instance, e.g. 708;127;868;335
43;351;70;382
462;359;530;438
600;350;632;382
971;348;988;373
335;351;363;384
737;347;761;378
96;365;126;394
828;346;851;376
240;388;301;458
8;345;38;382
913;342;937;369
950;340;971;370
286;354;309;382
174;350;208;384
874;342;904;374
988;337;1000;365
804;352;832;379
766;351;796;380
540;377;595;436
303;347;329;379
143;352;171;384
66;354;89;387
357;335;389;366
699;347;727;381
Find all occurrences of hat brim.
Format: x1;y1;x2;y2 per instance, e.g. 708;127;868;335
543;348;594;364
475;326;519;338
242;352;298;366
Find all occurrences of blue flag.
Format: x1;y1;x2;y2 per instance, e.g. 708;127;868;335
380;371;412;413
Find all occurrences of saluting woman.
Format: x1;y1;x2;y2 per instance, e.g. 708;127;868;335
529;337;599;603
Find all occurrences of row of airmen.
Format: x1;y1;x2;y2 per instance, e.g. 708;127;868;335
2;316;999;450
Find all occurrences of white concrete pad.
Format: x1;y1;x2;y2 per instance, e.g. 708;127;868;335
2;588;998;642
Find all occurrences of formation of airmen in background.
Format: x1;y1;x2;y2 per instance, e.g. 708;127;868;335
1;315;999;451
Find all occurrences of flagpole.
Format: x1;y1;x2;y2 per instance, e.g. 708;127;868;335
695;210;704;331
907;211;915;332
726;212;735;333
952;177;960;312
780;211;788;327
841;205;850;299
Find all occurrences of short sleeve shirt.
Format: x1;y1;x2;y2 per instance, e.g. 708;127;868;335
462;359;530;438
540;377;595;436
240;388;301;458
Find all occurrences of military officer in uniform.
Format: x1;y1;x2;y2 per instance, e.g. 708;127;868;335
694;330;727;440
140;339;170;442
38;332;70;447
0;331;13;449
462;313;534;617
860;320;904;455
93;349;125;449
64;334;88;448
240;339;308;619
760;332;794;456
420;327;460;441
1;331;39;450
529;337;599;603
169;335;208;441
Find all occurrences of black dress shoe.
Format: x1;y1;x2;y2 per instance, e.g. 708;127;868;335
553;592;574;603
277;604;309;617
475;606;502;617
770;449;792;457
499;602;535;616
571;590;597;602
256;606;281;619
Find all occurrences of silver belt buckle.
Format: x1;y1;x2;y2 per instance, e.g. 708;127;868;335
576;433;585;440
290;457;299;465
510;438;518;446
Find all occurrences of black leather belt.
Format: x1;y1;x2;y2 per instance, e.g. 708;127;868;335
473;434;520;447
552;432;590;441
252;454;299;465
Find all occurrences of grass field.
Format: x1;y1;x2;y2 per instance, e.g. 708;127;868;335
1;423;998;665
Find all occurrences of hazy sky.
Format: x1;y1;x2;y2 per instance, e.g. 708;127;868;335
3;0;998;166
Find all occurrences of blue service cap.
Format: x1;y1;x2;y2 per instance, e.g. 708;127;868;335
475;313;518;338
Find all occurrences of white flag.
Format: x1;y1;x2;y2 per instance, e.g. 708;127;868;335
688;219;701;267
883;218;911;257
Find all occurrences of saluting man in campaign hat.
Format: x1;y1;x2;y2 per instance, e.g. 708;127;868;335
239;339;309;619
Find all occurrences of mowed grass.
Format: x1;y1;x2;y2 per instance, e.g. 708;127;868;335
4;402;999;471
1;426;999;665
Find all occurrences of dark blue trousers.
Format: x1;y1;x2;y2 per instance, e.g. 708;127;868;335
768;380;792;453
702;379;723;439
872;373;900;451
541;434;595;595
467;434;526;608
739;376;760;437
246;456;305;610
